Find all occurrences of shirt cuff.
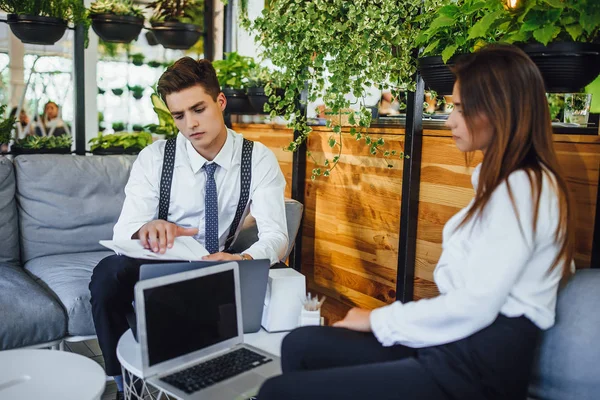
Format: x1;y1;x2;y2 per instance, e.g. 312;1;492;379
370;303;399;347
113;222;146;241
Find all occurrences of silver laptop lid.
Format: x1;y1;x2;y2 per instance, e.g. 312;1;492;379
134;262;244;378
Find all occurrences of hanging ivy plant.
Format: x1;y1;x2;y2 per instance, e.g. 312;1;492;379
242;0;446;179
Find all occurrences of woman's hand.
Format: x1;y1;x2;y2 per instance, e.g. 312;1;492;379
333;307;372;332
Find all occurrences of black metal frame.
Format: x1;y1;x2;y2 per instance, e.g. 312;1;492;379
74;22;85;155
396;74;425;301
591;170;600;269
289;131;307;272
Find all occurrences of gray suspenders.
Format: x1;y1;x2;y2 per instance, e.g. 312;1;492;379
157;137;254;252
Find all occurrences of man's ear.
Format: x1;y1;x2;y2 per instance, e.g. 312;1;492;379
217;92;227;111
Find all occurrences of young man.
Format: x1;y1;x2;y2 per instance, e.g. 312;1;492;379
89;57;288;399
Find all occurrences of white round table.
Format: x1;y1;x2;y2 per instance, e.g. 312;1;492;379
116;329;288;399
0;349;106;400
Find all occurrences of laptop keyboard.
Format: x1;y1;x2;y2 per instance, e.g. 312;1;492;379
160;347;273;394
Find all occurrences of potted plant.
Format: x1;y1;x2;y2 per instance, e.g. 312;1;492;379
11;134;72;155
415;0;503;94
242;0;429;177
0;104;16;149
128;84;145;100
501;0;600;93
111;87;124;96
89;0;144;44
147;0;204;50
112;121;126;132
89;131;152;155
145;91;179;139
132;124;144;132
213;52;256;114
246;65;285;115
0;0;88;46
98;87;106;95
98;111;106;132
129;52;145;66
145;30;159;46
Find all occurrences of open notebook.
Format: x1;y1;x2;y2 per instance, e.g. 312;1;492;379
100;236;209;261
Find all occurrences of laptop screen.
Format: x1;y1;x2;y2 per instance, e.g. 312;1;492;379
143;269;238;367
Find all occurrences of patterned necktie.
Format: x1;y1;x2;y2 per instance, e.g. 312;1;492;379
204;162;219;254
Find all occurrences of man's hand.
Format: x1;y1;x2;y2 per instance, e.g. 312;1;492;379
202;252;244;262
333;307;373;332
134;220;198;254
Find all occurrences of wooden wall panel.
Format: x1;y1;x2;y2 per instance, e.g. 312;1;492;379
232;123;294;198
301;128;406;320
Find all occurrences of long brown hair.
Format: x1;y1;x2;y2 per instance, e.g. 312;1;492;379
452;44;574;279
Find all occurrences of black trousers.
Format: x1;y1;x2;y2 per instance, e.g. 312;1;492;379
89;255;166;376
258;315;540;400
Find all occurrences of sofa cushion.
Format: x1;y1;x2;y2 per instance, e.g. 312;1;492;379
529;269;600;400
0;157;20;267
14;155;137;263
230;199;304;260
0;262;66;349
24;251;114;336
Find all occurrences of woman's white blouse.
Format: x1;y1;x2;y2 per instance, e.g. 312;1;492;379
370;164;567;348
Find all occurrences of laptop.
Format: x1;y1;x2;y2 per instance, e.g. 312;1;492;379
135;262;281;400
139;259;270;333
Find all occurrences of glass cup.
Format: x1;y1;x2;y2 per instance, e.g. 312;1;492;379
564;93;593;126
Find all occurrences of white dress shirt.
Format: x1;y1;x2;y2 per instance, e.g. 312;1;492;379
371;164;568;348
113;129;289;265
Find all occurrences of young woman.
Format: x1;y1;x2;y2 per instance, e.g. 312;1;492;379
258;44;575;400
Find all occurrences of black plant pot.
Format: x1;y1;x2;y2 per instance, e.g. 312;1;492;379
11;146;71;156
145;31;159;46
92;146;141;155
223;88;255;115
90;14;144;44
247;87;286;114
132;93;144;100
522;42;600;93
417;55;461;95
112;88;124;96
7;14;67;45
151;21;202;50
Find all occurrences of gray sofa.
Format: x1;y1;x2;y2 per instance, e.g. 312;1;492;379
0;154;304;348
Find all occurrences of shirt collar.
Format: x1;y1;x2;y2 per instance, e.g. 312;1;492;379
185;129;234;174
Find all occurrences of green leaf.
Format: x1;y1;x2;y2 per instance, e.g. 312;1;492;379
462;0;486;15
564;24;584;41
423;39;441;56
540;0;565;8
437;4;459;18
428;15;456;31
581;12;600;35
441;44;459;63
468;10;504;40
328;138;336;147
533;25;561;45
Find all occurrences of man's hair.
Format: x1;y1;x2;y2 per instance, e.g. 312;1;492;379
157;57;221;104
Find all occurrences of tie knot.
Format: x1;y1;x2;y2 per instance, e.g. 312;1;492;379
204;162;218;178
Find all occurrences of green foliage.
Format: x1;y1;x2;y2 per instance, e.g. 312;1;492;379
14;134;72;149
112;121;126;131
419;0;600;62
88;131;152;151
147;60;164;68
128;85;145;99
129;53;145;66
145;92;179;139
112;87;124;96
0;104;16;144
547;93;564;120
89;0;144;18
147;0;204;26
243;0;430;178
213;52;256;89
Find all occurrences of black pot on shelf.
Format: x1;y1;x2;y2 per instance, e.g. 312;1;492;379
223;88;255;115
151;21;202;50
247;87;286;114
145;31;159;46
7;14;67;45
11;146;71;156
521;42;600;93
92;146;141;155
417;55;460;95
90;14;144;43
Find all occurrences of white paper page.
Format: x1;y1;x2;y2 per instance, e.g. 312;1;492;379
99;236;209;261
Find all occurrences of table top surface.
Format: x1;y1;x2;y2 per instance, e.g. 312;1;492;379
117;328;289;378
0;349;106;400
